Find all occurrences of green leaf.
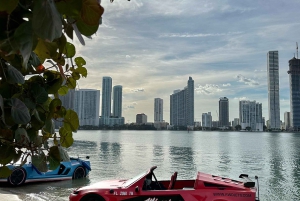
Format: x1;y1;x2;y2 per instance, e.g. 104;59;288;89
0;94;4;121
31;85;48;104
27;128;38;142
63;42;76;58
58;86;69;96
32;0;62;41
11;98;30;124
0;143;15;165
43;119;55;134
81;0;104;26
29;52;41;67
72;71;80;80
76;67;87;77
59;126;73;148
55;0;82;19
55;34;67;56
44;70;63;94
0;0;18;14
58;146;70;162
32;152;48;172
6;64;25;84
76;19;99;37
49;98;62;113
67;77;76;89
24;98;36;110
48;146;61;170
0;166;12;178
15;128;30;145
34;39;58;63
14;22;34;68
64;109;79;131
75;57;86;67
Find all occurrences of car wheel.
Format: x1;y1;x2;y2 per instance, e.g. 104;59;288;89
80;194;105;201
73;166;86;179
8;168;26;186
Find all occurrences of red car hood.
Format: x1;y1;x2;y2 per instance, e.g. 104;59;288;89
80;179;127;190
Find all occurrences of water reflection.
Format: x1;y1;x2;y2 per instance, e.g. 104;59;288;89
169;146;196;179
216;133;232;173
3;130;300;201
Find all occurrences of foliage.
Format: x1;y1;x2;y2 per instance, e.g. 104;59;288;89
0;0;104;176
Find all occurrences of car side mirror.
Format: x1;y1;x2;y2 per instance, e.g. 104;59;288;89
135;186;139;192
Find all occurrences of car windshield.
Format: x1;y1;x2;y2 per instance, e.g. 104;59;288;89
122;171;147;187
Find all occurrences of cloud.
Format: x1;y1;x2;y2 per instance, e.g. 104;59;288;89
222;83;231;87
236;74;259;86
254;69;267;72
123;102;138;110
195;84;223;95
234;97;248;100
130;88;145;92
159;32;242;38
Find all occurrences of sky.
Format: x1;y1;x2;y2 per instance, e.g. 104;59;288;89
74;0;300;124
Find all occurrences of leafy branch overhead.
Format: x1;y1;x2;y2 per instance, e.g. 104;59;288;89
0;0;105;176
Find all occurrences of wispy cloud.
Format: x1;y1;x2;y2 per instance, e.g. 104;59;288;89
195;84;223;95
159;32;242;38
234;97;248;100
236;74;259;86
223;83;231;87
130;88;144;92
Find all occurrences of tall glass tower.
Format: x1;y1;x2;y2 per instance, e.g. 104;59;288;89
101;76;112;118
267;51;280;130
288;57;300;130
219;97;229;127
112;85;122;118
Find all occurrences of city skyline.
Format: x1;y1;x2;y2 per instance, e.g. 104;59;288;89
74;1;300;123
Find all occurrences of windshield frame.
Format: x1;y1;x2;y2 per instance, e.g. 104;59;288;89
122;171;147;187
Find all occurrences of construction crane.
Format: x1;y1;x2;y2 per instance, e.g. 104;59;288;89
297;42;298;59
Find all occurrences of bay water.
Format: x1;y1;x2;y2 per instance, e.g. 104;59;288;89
1;130;300;201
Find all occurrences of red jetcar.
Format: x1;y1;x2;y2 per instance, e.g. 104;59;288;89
69;166;260;201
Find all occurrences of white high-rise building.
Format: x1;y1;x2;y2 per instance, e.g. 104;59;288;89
154;98;163;122
101;77;112;125
170;77;194;127
113;85;122;118
202;112;212;128
267;51;280;130
74;89;100;126
239;100;263;131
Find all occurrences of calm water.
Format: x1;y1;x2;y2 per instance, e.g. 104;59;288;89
1;130;300;201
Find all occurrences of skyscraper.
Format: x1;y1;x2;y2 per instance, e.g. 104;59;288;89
202;112;212;128
170;77;194;127
55;89;75;129
288;56;300;129
74;89;100;126
113;85;122;118
267;51;280;130
239;100;263;131
101;76;112;118
284;111;291;130
136;113;147;124
154;98;163;122
219;97;229;127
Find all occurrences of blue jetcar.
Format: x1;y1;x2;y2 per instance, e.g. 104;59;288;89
0;157;91;186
